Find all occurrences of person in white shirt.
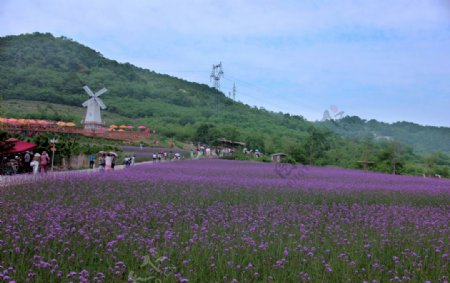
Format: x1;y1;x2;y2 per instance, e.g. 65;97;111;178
30;156;40;175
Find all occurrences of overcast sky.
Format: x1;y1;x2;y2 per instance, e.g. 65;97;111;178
1;0;449;127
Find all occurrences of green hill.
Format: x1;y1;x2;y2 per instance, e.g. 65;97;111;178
1;32;450;177
0;32;313;152
317;117;450;155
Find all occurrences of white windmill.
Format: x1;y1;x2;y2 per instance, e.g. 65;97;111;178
82;85;107;129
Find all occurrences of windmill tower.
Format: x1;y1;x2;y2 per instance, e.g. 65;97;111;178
82;85;107;129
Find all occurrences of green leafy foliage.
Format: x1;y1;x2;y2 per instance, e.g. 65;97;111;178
0;33;314;151
318;116;450;155
1;33;449;177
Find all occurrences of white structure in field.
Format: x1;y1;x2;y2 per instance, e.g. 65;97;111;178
82;85;107;129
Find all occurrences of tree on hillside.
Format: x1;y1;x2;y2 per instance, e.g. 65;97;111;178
304;127;332;165
287;143;307;164
422;151;450;177
219;126;241;142
245;134;265;153
194;123;219;145
376;141;414;174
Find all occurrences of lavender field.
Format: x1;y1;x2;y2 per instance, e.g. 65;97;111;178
1;159;449;282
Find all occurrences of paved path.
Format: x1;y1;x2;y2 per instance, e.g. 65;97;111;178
0;160;160;189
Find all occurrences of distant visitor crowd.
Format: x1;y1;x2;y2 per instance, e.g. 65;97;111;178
2;150;51;175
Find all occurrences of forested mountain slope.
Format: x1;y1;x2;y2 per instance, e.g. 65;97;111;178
1;33;449;174
318;116;450;155
0;32;312;152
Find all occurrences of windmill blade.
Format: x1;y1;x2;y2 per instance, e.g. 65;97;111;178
95;97;107;109
83;85;95;97
82;98;93;107
95;88;107;97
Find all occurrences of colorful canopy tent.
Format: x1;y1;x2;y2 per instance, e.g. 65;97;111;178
35;120;49;126
0;141;37;154
5;118;18;124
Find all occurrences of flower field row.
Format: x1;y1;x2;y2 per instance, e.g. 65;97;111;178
1;159;449;282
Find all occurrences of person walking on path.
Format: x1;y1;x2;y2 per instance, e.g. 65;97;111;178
89;154;95;169
98;153;106;172
105;153;112;171
111;155;116;170
30;154;40;175
24;151;31;173
40;151;50;173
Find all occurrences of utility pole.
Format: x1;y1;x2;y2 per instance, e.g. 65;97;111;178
210;62;224;90
210;62;224;114
232;83;236;100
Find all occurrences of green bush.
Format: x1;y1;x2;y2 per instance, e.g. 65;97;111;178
281;156;296;164
258;155;272;163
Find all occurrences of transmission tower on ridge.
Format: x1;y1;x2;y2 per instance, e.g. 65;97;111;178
210;62;224;90
232;82;236;100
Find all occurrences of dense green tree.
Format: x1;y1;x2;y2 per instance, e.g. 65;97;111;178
287;143;308;164
303;127;332;165
194;123;219;145
376;141;414;174
245;134;266;153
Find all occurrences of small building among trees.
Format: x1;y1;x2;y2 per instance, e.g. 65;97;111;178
271;153;288;163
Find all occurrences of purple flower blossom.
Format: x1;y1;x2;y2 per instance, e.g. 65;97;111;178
0;159;448;282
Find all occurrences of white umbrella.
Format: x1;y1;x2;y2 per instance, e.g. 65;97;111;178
109;152;118;157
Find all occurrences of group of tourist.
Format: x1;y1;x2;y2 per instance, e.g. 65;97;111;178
123;155;135;167
3;150;51;175
189;145;235;159
87;153;137;171
96;153;116;172
243;148;262;158
151;150;181;162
